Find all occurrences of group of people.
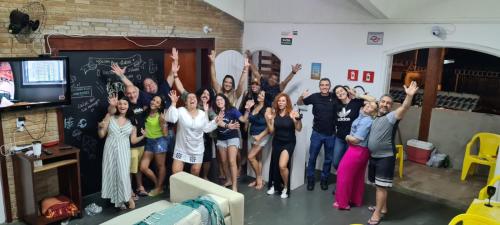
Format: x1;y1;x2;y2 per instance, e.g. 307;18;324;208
299;77;417;225
97;47;418;224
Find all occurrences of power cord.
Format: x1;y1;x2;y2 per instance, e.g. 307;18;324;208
24;110;48;141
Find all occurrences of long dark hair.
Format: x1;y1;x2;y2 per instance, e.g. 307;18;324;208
222;75;235;90
214;93;235;114
196;87;216;110
144;94;166;116
115;95;135;123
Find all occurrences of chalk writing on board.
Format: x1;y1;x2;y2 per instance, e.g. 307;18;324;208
149;59;158;74
81;135;98;160
81;54;143;74
72;129;82;139
78;97;100;113
64;117;74;130
106;81;125;95
77;119;87;129
72;86;93;98
95;81;106;96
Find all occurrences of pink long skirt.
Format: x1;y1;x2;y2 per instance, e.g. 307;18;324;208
334;144;370;209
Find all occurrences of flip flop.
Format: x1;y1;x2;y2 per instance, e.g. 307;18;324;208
367;218;381;225
131;193;139;201
136;189;149;197
368;206;386;218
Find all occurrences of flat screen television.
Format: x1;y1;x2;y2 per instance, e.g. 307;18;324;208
0;56;70;111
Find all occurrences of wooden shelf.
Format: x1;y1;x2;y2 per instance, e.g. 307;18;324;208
34;159;78;173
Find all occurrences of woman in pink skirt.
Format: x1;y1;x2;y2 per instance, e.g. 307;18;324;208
334;101;378;210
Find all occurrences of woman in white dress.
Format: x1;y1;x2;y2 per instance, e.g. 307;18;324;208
98;94;145;209
165;90;234;176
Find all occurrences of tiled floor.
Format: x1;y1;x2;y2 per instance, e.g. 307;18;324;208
393;161;487;210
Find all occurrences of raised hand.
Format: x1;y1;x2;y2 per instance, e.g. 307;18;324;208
291;64;302;74
171;47;179;62
245;99;255;110
171;60;180;74
215;111;225;124
203;101;209;112
208;50;216;62
404;81;419;96
346;87;357;98
111;63;126;77
168;90;179;105
108;92;118;107
245;50;252;60
244;57;250;69
265;108;275;121
301;89;310;98
290;110;300;121
160;111;166;123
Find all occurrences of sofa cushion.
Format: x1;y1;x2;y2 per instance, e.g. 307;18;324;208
205;194;230;217
100;200;173;225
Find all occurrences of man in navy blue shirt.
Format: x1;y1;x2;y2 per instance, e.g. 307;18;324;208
297;78;337;191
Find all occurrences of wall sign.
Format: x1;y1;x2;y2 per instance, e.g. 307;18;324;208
347;69;358;81
281;38;292;45
367;32;384;45
363;71;375;83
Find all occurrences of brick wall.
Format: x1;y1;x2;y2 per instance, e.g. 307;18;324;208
0;0;242;220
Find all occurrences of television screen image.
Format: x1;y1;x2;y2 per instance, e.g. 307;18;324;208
0;57;70;111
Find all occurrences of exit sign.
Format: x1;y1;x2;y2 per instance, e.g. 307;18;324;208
281;38;292;45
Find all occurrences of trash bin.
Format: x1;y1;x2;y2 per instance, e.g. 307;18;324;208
406;139;434;164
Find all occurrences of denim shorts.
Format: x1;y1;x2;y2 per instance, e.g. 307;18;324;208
145;136;169;153
216;137;240;149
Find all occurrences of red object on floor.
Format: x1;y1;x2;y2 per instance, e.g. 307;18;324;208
406;139;434;164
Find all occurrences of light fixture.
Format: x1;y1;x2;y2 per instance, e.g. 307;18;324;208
203;25;212;34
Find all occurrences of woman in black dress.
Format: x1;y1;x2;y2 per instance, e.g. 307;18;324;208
264;93;302;198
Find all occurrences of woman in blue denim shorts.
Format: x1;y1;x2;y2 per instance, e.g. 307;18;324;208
139;95;169;197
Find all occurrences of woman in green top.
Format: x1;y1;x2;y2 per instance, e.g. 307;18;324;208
139;95;168;197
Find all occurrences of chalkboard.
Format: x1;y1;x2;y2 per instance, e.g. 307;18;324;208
59;50;164;195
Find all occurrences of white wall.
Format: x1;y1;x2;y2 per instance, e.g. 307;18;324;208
243;22;500;182
245;0;375;23
0;167;5;223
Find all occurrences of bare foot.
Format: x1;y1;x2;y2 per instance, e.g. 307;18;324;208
255;179;264;190
222;181;232;187
248;181;256;187
128;198;135;209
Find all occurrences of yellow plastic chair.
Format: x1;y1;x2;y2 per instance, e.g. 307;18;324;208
395;144;404;178
478;175;500;200
461;132;500;182
449;213;500;225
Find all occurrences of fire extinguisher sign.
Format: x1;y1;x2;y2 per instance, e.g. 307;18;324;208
363;71;374;83
347;69;358;81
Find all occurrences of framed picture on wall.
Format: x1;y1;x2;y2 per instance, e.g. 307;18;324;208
311;63;321;80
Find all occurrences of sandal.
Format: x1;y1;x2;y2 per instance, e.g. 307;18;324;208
136;188;149;197
367;218;382;225
333;202;350;210
148;189;164;197
131;193;139;201
368;206;386;218
248;181;257;187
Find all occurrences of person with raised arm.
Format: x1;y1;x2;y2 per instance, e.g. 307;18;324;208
247;50;302;107
246;90;271;190
366;81;418;225
209;50;249;107
98;94;145;210
333;100;378;210
265;93;302;199
214;93;253;192
172;60;218;180
332;86;376;171
297;78;337;191
165;90;224;177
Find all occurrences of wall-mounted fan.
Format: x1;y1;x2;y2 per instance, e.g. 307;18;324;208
8;1;46;44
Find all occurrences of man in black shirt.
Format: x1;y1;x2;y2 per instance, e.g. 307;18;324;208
297;78;337;190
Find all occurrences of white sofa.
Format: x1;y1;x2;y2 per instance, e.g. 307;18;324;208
101;172;244;225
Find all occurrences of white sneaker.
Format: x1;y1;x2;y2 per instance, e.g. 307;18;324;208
280;189;288;199
266;187;275;195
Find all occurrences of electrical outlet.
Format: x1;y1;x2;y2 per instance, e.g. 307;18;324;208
16;117;25;132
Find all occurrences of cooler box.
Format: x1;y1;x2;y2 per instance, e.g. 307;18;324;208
406;139;434;164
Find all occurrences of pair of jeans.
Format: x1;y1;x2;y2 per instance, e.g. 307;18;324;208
306;130;336;181
332;137;349;170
